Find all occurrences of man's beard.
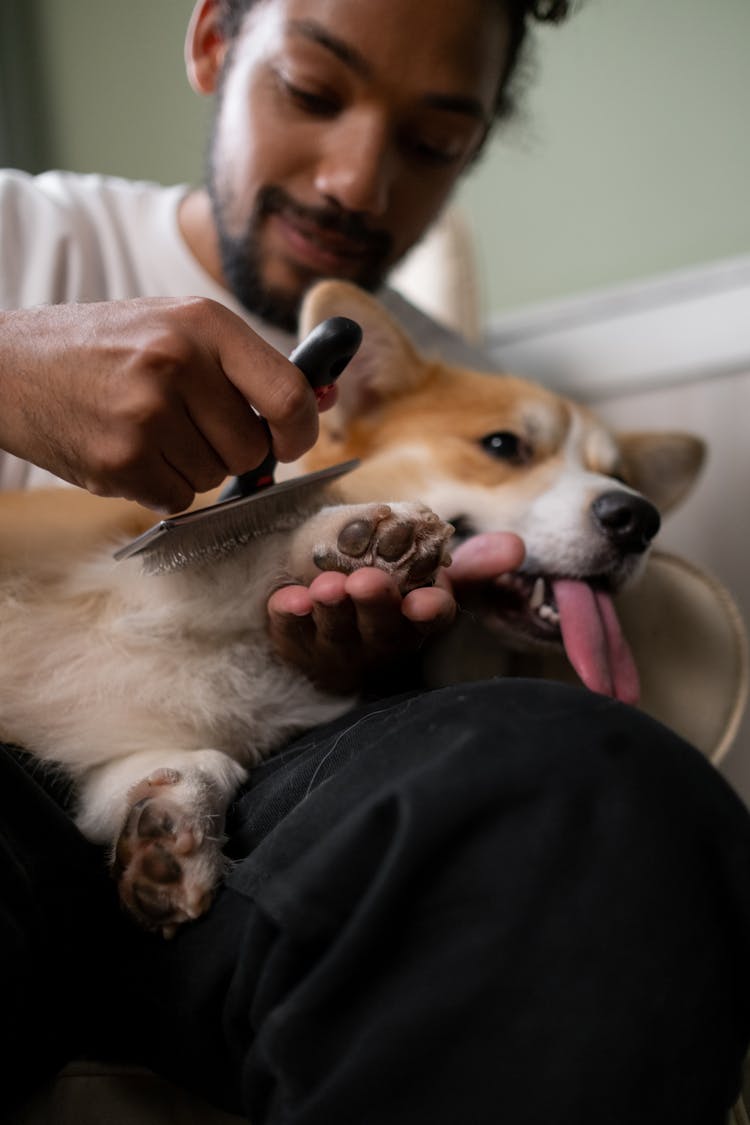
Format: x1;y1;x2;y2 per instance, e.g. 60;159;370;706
207;180;394;333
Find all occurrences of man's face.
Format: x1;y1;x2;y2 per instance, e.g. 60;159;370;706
206;0;508;329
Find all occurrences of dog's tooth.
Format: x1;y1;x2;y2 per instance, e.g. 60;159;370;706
529;577;545;610
538;604;560;625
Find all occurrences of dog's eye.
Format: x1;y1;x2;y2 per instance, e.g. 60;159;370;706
480;431;530;464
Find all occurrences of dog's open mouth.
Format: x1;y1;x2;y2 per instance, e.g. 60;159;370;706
485;571;640;705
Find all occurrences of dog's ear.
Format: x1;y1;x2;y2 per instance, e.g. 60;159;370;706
618;432;706;513
299;281;427;429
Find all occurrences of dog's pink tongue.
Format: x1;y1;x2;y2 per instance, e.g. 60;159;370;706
552;579;639;705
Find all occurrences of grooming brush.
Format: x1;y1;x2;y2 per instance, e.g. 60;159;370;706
113;316;362;574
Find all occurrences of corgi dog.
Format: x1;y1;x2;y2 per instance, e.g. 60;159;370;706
293;281;704;700
0;281;703;936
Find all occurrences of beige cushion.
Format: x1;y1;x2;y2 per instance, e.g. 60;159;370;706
389;206;483;345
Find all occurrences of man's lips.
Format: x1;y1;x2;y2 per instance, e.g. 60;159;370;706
270;212;383;274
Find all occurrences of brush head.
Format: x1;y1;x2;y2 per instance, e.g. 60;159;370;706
113;461;359;575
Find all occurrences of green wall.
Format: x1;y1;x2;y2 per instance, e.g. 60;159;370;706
458;0;750;314
30;0;209;185
21;0;750;315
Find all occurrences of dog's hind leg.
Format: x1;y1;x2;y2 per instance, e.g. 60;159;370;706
76;748;247;937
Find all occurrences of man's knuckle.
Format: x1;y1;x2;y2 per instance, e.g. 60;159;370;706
83;477;114;499
272;378;311;423
178;295;218;323
113;374;174;428
87;445;135;482
87;420;157;481
138;331;194;375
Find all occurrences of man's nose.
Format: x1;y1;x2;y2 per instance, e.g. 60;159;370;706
313;113;394;217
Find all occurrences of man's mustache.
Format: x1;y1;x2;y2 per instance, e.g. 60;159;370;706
259;186;393;257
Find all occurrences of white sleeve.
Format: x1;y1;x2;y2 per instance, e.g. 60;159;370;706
0;168;101;309
0;170;92;488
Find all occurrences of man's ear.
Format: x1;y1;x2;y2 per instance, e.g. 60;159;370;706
299;281;427;430
185;0;228;95
618;431;706;514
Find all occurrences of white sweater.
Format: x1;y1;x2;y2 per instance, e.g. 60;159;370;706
0;168;488;490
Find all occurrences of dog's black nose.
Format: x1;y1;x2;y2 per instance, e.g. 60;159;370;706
591;490;661;554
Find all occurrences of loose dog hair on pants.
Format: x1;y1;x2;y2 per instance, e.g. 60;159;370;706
4;679;750;1123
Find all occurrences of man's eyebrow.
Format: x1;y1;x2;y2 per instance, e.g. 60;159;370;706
287;21;491;126
288;21;371;78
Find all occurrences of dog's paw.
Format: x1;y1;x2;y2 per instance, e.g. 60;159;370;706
112;768;225;938
304;502;454;593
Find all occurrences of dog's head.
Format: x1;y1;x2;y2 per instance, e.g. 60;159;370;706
297;280;705;700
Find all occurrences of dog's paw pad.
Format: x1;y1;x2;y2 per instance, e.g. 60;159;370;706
113;782;223;937
139;842;182;885
336;516;379;557
374;519;415;561
313;502;454;593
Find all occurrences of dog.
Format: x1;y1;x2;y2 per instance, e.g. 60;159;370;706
0;280;704;936
292;281;704;696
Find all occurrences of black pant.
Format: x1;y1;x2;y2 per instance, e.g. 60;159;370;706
3;680;750;1123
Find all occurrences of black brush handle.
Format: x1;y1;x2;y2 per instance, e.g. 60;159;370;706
289;315;363;387
218;316;362;502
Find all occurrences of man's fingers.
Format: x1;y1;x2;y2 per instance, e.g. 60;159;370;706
210;306;321;464
159;412;232;498
178;369;275;481
343;570;406;656
268;584;316;618
308;575;361;650
265;566;456;692
401;584;456;629
80;450;195;514
266;585;318;670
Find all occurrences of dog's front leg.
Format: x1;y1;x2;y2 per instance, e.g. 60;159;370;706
76;748;247;937
284;500;454;592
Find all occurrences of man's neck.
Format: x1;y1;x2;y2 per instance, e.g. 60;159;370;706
177;188;225;287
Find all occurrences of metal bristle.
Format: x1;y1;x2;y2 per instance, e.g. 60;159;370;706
141;506;319;575
113;461;359;575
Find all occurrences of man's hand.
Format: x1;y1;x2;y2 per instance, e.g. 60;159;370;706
268;531;525;693
0;297;323;512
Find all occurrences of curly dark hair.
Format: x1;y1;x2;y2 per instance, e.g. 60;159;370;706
494;0;571;119
215;0;572;122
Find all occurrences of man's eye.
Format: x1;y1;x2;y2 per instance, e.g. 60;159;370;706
406;137;463;165
282;79;339;117
480;431;531;464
